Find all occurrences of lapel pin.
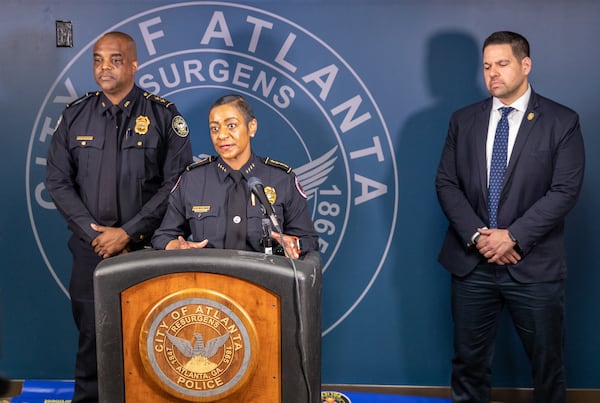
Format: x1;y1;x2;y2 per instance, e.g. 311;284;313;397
527;112;535;121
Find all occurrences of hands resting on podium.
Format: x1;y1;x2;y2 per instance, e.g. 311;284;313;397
164;232;303;259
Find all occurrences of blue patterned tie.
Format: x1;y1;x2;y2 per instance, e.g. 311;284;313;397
488;106;513;228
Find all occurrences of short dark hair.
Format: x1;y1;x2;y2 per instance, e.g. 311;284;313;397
483;31;530;60
209;94;256;124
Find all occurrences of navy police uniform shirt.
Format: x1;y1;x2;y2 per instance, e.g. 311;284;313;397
151;153;319;253
45;85;193;246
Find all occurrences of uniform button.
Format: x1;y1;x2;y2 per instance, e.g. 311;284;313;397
233;216;241;224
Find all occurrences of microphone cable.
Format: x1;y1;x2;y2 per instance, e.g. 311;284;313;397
248;176;313;400
273;224;313;402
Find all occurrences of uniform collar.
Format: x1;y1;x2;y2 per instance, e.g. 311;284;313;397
99;85;139;117
216;153;259;182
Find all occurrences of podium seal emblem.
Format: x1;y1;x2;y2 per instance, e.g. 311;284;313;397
139;289;258;401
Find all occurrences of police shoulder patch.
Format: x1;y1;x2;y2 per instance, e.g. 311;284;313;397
263;157;292;174
172;115;189;137
186;156;216;171
66;91;100;108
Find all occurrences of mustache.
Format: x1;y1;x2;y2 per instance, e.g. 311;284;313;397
97;71;115;79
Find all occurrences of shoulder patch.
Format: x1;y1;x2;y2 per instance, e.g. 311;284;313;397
186;156;216;171
143;91;174;108
66;91;99;108
295;176;308;199
263;157;292;174
172;115;189;137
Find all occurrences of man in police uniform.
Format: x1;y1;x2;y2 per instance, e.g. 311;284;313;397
152;94;318;258
45;32;192;402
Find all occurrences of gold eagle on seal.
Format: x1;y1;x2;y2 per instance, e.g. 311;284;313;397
166;332;230;373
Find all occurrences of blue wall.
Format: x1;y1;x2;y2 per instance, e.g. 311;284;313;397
1;0;599;389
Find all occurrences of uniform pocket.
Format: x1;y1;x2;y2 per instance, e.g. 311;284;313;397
122;132;160;179
69;134;103;183
187;205;223;244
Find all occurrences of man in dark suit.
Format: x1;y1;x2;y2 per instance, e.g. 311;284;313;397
435;31;585;403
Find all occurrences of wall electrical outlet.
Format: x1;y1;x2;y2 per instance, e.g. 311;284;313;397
56;21;73;47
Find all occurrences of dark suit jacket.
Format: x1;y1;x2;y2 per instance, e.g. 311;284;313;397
435;90;585;283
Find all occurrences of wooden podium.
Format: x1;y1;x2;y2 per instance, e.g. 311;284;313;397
94;249;322;402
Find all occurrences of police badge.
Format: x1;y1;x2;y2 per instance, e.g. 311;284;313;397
134;115;150;135
264;186;277;205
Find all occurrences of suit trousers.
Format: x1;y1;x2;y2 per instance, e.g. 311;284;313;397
68;235;102;403
451;263;566;403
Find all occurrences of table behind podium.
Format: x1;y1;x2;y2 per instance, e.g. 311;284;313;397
94;249;322;402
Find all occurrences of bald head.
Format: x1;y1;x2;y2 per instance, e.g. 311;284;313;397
95;31;137;60
93;31;138;104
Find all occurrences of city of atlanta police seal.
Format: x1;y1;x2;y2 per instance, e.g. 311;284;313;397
139;289;258;401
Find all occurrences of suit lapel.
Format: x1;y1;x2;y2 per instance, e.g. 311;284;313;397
504;92;540;182
475;99;492;197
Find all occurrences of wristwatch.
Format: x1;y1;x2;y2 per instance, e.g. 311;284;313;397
508;230;518;244
467;231;481;248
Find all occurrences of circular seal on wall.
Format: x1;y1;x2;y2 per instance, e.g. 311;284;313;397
321;390;352;403
27;2;397;336
139;289;258;401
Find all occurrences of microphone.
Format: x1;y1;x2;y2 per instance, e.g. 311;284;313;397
247;177;282;233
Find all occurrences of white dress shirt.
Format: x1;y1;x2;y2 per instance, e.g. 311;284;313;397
486;85;532;185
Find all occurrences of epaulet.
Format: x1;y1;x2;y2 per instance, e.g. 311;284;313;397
263;157;292;173
66;91;100;108
143;91;175;108
186;156;216;171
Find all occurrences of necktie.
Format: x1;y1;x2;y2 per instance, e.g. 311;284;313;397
97;105;121;226
487;106;513;228
225;170;247;249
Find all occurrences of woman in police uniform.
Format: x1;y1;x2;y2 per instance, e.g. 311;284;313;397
152;94;318;259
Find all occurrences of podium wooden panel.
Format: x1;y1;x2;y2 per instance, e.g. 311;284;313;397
122;272;279;402
94;249;321;403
